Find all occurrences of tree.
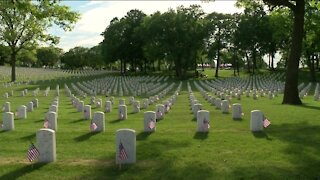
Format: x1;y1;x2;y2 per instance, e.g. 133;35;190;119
261;0;305;105
302;4;320;82
61;46;89;69
0;1;79;82
36;46;62;67
206;12;234;77
86;45;105;68
0;44;9;65
235;1;270;74
17;48;37;67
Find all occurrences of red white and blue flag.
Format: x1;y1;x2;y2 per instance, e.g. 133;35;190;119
118;142;128;161
149;119;155;129
263;118;271;128
119;111;124;119
90;121;98;131
27;143;40;162
203;119;210;131
43;119;49;128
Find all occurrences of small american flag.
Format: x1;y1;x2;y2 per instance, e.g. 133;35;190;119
90;121;98;131
119;112;124;119
263;118;271;128
118;142;128;161
157;111;163;117
149;119;155;130
97;101;101;106
203;119;210;131
43;119;49;128
27;143;40;162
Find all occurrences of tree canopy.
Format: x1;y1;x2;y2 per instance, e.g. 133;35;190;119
0;0;79;81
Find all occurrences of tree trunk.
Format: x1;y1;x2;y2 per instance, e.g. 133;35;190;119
252;49;256;75
282;1;304;105
316;53;319;71
245;52;251;73
310;54;316;82
233;51;236;76
271;52;275;70
268;53;271;69
11;52;17;82
215;29;221;78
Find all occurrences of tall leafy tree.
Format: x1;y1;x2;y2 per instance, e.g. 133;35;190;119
0;44;9;65
17;48;37;67
261;0;306;104
0;1;79;81
302;4;320;82
206;12;234;77
61;46;89;69
36;46;62;67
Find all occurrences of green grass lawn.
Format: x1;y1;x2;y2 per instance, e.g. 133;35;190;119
0;71;320;179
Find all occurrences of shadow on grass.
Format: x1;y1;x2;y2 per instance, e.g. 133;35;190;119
193;132;209;140
136;132;153;141
191;117;196;121
109;119;122;124
74;132;100;142
0;130;7;134
252;131;272;140
70;119;85;124
34;119;43;123
20;133;36;141
0;162;47;179
300;104;320;111
89;140;214;179
228;123;320;178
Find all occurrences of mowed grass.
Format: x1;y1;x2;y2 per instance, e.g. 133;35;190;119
0;74;320;179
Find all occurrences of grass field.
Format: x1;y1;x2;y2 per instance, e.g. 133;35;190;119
0;69;320;179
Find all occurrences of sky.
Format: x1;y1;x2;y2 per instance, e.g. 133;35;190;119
50;1;243;52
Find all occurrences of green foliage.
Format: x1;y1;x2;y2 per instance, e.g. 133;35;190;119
36;46;62;67
61;46;89;69
17;49;37;67
0;0;80;81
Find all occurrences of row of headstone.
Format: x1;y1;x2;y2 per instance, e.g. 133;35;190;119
32;128;134;164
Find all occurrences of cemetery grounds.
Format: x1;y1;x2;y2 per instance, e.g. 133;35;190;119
0;66;320;179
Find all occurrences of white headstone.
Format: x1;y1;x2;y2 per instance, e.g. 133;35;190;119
32;99;39;108
129;97;134;105
197;110;210;132
27;102;34;112
96;98;102;108
105;101;112;113
49;105;58;115
156;104;165;120
3;112;14;131
133;101;140;113
92;111;105;132
37;128;56;163
16;105;27;119
45;111;57;131
221;100;229;113
232;103;243;119
4;93;9;98
119;99;125;105
144;111;156;132
250;110;264;132
84;105;91;120
116;129;136;164
3;102;10;112
77;101;84;112
118;105;127;120
215;98;221;109
193;104;203;118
